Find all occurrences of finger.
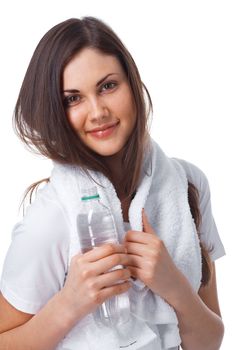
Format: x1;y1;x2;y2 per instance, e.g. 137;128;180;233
125;241;156;257
127;266;144;281
124;230;155;244
95;267;131;289
142;209;156;235
98;280;132;302
124;254;145;270
89;251;131;275
83;243;127;263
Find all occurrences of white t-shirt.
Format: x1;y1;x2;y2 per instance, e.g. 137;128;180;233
0;159;226;318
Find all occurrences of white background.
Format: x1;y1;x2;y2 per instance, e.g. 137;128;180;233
0;0;232;348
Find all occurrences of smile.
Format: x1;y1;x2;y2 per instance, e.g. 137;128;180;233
87;121;119;139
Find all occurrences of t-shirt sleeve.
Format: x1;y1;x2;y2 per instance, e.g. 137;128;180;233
174;158;226;261
0;185;70;314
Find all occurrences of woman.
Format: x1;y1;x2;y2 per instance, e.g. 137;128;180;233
0;17;225;349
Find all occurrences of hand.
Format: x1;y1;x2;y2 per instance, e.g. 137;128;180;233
60;243;131;322
123;209;184;303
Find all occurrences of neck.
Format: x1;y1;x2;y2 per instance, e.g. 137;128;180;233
101;147;137;200
103;150;124;185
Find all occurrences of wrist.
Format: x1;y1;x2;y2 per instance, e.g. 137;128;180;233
164;269;195;311
25;290;82;348
51;290;81;331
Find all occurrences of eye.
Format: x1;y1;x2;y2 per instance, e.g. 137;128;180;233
101;81;117;92
63;94;81;107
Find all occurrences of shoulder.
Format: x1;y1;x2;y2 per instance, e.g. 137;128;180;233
171;157;209;195
0;181;70;314
172;158;226;260
12;181;70;250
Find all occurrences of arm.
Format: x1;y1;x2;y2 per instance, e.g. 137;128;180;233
124;211;224;350
0;291;78;350
167;263;224;350
0;244;130;350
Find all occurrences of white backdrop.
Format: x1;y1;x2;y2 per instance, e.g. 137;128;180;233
0;0;232;348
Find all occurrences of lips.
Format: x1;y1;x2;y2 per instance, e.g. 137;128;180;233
87;121;119;139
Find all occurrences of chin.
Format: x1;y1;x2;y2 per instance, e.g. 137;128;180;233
85;139;124;157
96;149;121;157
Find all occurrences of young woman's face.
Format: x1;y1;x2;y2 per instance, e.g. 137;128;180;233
62;48;136;157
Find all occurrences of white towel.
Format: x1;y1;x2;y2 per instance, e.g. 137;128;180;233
50;138;202;349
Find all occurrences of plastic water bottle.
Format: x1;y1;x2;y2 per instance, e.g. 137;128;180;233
76;186;131;327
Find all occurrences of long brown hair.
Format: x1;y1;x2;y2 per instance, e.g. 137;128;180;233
13;17;152;198
188;182;213;286
14;17;211;286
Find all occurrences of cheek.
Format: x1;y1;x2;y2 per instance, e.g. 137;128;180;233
114;89;136;120
66;108;84;132
121;93;137;126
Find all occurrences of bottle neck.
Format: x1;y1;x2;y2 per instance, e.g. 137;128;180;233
81;194;100;202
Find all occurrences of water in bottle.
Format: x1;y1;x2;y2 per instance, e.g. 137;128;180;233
76;186;131;327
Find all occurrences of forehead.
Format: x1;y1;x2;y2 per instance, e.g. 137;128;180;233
63;48;125;89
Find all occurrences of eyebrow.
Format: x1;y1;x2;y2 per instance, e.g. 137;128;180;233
62;73;118;93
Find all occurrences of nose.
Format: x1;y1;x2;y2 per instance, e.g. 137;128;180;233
88;96;109;123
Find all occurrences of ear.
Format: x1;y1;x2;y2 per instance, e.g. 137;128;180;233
142;208;155;235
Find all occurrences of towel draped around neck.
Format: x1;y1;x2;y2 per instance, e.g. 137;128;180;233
50;138;202;350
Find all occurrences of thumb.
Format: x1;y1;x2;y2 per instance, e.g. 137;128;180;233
142;209;155;235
